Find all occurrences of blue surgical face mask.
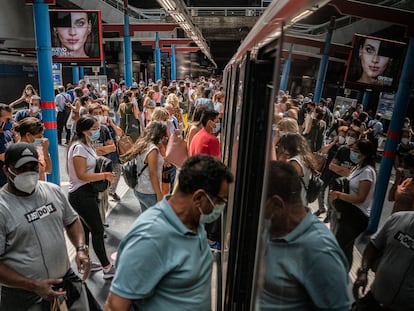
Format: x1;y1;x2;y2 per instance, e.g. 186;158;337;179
350;150;360;164
199;193;226;224
34;138;43;147
212;122;221;134
1;121;13;131
90;129;100;142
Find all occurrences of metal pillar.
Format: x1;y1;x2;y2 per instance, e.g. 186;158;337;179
123;0;133;87
79;66;84;79
279;44;293;92
314;17;336;104
72;66;79;84
171;44;176;81
154;32;161;81
362;89;371;111
33;0;60;184
368;36;414;233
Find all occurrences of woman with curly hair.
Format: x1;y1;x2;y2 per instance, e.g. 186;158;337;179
277;133;317;205
124;121;167;212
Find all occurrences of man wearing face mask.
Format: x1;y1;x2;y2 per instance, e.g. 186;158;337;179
105;155;233;311
189;109;221;160
0;104;14;187
258;161;351;311
14;95;43;122
189;110;222;251
0;142;91;310
395;128;414;169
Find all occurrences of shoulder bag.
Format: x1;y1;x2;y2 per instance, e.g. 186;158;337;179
165;131;188;168
117;135;134;159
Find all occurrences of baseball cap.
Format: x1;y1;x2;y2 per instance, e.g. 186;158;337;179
303;97;312;104
5;142;39;169
130;82;139;89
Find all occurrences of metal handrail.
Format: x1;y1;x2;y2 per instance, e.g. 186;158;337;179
187;7;266;17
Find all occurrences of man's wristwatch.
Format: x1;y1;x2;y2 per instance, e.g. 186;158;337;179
76;245;88;252
357;267;369;274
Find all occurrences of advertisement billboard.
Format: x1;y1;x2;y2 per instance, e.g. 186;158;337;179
49;10;103;63
344;34;406;91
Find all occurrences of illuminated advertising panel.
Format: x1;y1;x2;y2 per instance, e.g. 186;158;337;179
49;10;103;63
344;34;406;91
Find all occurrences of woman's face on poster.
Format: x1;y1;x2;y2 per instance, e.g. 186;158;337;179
55;12;91;57
359;39;390;80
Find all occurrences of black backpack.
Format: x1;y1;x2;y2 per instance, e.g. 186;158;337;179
122;158;148;188
302;171;323;203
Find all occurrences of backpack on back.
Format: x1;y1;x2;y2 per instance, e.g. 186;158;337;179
122;158;148;188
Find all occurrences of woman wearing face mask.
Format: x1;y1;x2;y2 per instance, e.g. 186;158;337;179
329;139;377;269
9;84;38;109
67;116;116;279
13;95;43;123
315;126;349;219
123;121;167;213
14;117;51;181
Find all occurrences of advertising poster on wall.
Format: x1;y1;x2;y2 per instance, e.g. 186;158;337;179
344;34;406;91
376;92;396;121
49;10;103;63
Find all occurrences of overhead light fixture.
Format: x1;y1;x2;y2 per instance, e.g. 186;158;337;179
290;9;312;24
156;0;217;68
159;0;176;11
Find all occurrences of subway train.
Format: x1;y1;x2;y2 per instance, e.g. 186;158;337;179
217;0;412;310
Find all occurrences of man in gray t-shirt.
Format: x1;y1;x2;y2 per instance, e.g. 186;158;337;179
0;142;91;310
354;211;414;310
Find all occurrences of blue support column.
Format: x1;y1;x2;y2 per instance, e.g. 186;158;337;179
314;17;336;104
79;66;84;79
154;32;161;81
279;44;293;92
123;0;132;87
367;36;414;233
72;66;79;84
362;89;371;111
171;44;176;81
33;0;60;184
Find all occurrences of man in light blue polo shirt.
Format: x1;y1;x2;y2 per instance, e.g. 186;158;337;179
105;155;233;311
258;161;351;311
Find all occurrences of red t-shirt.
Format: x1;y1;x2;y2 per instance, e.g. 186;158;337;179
189;128;220;157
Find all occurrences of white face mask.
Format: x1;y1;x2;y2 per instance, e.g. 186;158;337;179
401;138;410;145
199;193;226;224
346;136;356;146
25;89;32;95
338;136;346;145
30;105;40;113
278;130;287;137
97;115;107;125
9;169;39;194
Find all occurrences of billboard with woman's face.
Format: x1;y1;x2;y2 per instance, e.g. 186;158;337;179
49;10;103;62
345;34;406;91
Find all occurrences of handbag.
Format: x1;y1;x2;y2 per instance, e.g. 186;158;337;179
91;156;113;192
165;131;188;168
117;135;134;158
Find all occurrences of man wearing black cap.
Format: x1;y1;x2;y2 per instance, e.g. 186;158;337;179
0;142;91;310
